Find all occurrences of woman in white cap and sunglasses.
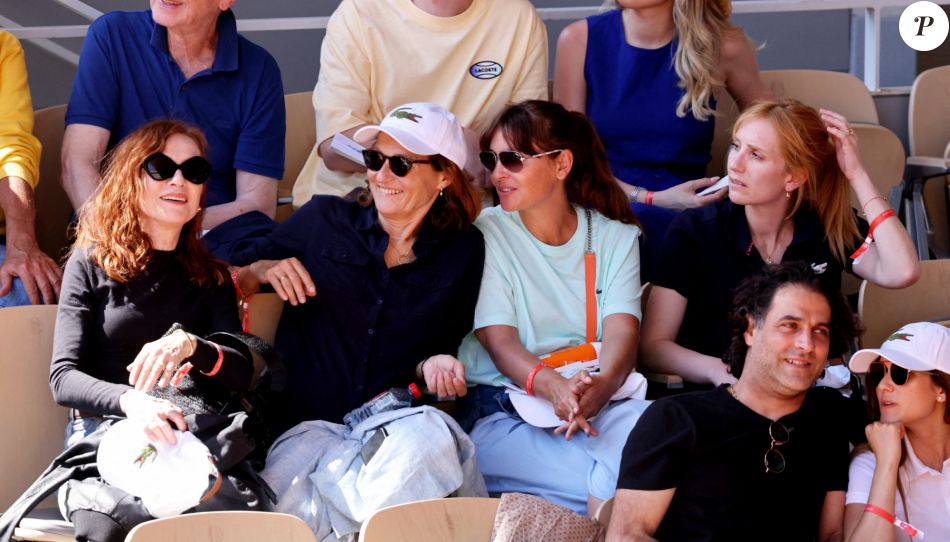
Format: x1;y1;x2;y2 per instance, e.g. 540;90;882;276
228;103;487;531
844;322;950;542
231;101;483;433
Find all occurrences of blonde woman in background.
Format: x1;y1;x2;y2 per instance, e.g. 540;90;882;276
554;0;770;280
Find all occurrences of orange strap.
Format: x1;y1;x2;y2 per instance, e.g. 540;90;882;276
585;251;596;343
583;209;597;343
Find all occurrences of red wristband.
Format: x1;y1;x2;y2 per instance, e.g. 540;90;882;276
850;208;896;260
864;504;923;538
525;363;545;396
201;342;224;377
644;190;655;206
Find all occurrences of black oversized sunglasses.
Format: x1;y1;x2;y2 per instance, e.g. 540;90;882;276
361;149;439;177
764;421;790;474
142;153;212;185
478;149;562;173
866;359;932;386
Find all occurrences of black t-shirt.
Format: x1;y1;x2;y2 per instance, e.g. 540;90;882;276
617;386;852;542
654;199;863;359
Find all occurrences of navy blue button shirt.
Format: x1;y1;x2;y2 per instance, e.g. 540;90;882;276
66;9;285;207
229;196;485;429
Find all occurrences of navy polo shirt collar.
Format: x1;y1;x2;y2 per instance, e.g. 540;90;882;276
727;200;823;255
148;9;239;73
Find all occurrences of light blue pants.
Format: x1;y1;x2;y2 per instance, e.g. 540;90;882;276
469;398;651;514
0;244;34;308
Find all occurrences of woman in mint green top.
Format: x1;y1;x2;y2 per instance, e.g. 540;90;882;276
458;100;650;515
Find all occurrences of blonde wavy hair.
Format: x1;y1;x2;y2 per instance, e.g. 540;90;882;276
600;0;735;121
72;119;229;285
733;100;862;262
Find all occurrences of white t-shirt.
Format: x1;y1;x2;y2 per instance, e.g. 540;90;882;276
459;205;642;387
846;437;950;542
293;0;549;204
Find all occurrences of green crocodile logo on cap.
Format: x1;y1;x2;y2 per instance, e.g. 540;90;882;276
390;108;422;123
886;332;913;342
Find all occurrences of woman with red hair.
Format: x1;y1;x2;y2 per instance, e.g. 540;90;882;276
50;119;253;446
641;100;918;386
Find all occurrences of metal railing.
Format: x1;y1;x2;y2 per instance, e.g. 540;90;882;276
1;0;919;91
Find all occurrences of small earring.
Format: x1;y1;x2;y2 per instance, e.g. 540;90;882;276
939;395;946;402
439;189;444;197
786;191;791;201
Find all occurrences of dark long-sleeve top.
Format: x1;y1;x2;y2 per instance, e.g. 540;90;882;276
50;247;253;415
228;196;485;429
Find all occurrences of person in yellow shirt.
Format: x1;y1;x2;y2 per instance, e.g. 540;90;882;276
0;30;62;306
292;0;549;206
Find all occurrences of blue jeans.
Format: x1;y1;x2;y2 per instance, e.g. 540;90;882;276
63;410;105;448
0;243;33;308
456;385;519;433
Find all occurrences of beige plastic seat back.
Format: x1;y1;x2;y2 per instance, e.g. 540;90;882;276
32;105;74;262
277;92;317;222
245;292;284;346
124;511;316;542
851;124;906;209
358;497;500;542
0;305;68;510
857;259;950;349
760;69;879;124
908;65;950;158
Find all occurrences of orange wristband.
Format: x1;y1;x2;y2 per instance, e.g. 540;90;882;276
525;363;545;396
850;208;896;260
864;504;922;538
644;190;655;206
201;342;224;377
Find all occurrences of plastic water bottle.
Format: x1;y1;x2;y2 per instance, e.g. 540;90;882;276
343;383;422;429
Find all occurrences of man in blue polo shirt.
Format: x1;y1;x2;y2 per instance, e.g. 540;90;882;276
62;0;285;229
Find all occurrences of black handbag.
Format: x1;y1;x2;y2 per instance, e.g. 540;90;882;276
0;328;285;542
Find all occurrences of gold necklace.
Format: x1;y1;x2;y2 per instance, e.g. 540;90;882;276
386;243;415;266
749;226;791;265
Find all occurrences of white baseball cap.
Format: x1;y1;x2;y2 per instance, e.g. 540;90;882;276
97;419;220;518
354;102;468;171
849;322;950;375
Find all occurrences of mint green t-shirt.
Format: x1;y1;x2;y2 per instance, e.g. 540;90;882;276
460;205;642;387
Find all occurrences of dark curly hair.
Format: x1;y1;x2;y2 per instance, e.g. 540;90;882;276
723;262;858;377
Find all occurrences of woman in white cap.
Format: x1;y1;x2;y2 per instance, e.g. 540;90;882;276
231;102;483;432
457;100;651;516
844;322;950;542
228;103;487;534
